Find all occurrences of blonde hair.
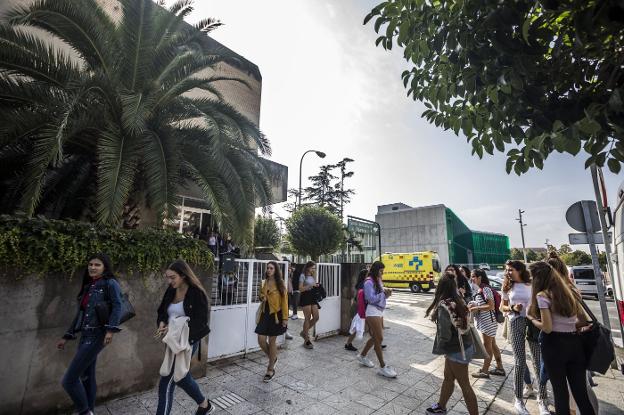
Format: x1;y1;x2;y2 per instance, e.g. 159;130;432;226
528;261;580;319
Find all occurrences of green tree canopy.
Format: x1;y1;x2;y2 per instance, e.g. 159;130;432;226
561;250;592;266
365;0;624;174
510;247;524;260
253;216;280;250
0;0;271;240
286;206;343;261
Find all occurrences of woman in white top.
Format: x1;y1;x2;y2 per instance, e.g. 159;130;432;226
501;260;549;415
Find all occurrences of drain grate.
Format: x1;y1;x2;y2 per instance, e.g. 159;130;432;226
212;393;245;409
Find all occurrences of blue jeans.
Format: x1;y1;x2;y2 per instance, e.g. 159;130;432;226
62;331;105;414
156;342;205;415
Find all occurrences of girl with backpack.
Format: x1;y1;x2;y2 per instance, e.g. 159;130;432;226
57;253;122;415
528;261;595;415
345;268;369;351
356;261;397;378
468;269;505;379
502;260;549;415
425;273;478;415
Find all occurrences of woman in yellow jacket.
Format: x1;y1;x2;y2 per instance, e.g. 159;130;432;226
255;261;289;382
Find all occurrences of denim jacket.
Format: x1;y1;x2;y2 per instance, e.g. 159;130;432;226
63;278;123;339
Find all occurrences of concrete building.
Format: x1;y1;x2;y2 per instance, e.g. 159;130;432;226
376;203;510;269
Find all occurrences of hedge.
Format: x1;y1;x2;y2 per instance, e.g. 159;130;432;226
0;215;214;277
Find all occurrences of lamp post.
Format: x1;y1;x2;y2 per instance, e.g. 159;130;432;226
297;150;326;210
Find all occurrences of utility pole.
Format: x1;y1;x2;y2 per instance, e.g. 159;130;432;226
516;209;528;262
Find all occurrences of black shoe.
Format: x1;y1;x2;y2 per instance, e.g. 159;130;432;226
381;344;387;349
196;401;215;415
345;343;358;351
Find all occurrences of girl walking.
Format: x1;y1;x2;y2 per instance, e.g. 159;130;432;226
468;269;505;378
425;273;478;415
356;261;397;378
345;268;369;351
299;261;320;349
527;261;595;415
501;260;548;415
58;254;123;415
445;264;472;302
255;261;288;382
155;260;213;415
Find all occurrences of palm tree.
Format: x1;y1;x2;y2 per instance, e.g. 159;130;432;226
0;0;271;240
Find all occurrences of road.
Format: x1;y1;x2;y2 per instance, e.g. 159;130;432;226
387;289;623;347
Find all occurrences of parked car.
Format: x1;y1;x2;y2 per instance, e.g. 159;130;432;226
607;283;613;298
478;263;490;271
489;278;502;292
569;266;607;299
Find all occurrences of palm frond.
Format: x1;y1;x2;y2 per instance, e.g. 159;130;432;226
118;0;156;91
6;0;117;76
0;24;80;87
95;124;139;225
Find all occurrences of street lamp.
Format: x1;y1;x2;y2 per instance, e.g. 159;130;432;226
297;150;326;209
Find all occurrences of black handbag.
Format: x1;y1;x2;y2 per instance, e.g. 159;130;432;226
579;300;615;374
96;280;136;325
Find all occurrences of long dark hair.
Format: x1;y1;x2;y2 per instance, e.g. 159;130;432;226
369;261;385;293
266;261;286;295
528;261;579;319
472;268;490;287
425;273;468;324
546;251;572;286
77;253;115;298
167;259;208;297
503;260;531;293
355;268;368;290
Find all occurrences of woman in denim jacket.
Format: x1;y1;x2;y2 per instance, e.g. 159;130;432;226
57;253;122;415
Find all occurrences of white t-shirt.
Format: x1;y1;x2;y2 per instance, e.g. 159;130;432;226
299;274;316;289
167;301;186;322
502;283;531;321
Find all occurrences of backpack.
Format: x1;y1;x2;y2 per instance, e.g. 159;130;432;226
478;286;504;324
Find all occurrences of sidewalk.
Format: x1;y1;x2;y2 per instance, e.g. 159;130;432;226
90;298;624;414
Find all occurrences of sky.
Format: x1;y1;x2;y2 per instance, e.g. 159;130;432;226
189;0;622;249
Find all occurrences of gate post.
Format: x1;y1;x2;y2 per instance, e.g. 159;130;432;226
340;263;366;335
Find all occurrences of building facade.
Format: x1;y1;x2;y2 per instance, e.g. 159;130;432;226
375;203;510;269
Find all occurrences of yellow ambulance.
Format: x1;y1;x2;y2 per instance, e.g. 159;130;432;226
379;251;441;293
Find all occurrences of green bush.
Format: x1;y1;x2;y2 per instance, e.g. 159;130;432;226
0;216;213;277
286;206;343;261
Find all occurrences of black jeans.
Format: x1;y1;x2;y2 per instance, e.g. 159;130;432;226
541;332;595;415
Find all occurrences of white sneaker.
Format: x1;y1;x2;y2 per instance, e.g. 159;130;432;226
514;398;530;415
523;384;536;399
377;365;397;378
285;332;293;340
290;314;298;320
537;400;550;415
357;354;375;368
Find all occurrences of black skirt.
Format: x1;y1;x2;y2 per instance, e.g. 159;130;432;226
255;302;287;336
299;290;319;307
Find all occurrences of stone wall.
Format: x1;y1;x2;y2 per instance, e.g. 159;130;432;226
0;268;212;415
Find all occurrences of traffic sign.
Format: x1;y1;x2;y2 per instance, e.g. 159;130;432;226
569;232;612;245
566;201;601;233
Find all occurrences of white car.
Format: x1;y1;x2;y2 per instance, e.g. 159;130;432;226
478;263;490;271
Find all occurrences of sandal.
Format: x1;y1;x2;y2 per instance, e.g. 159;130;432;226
489;368;506;376
263;370;275;383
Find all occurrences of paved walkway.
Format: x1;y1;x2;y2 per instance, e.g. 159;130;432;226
90;292;624;414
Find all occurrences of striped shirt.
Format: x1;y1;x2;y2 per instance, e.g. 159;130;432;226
473;286;498;337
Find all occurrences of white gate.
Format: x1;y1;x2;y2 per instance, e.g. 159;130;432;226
207;259;288;360
315;263;341;337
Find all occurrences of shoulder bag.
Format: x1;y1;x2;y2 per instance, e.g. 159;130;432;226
96;279;136;325
579;299;615;374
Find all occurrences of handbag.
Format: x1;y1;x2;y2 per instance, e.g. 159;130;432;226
96;280;136;325
255;300;265;325
469;325;489;360
502;315;509;341
579;300;615;374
